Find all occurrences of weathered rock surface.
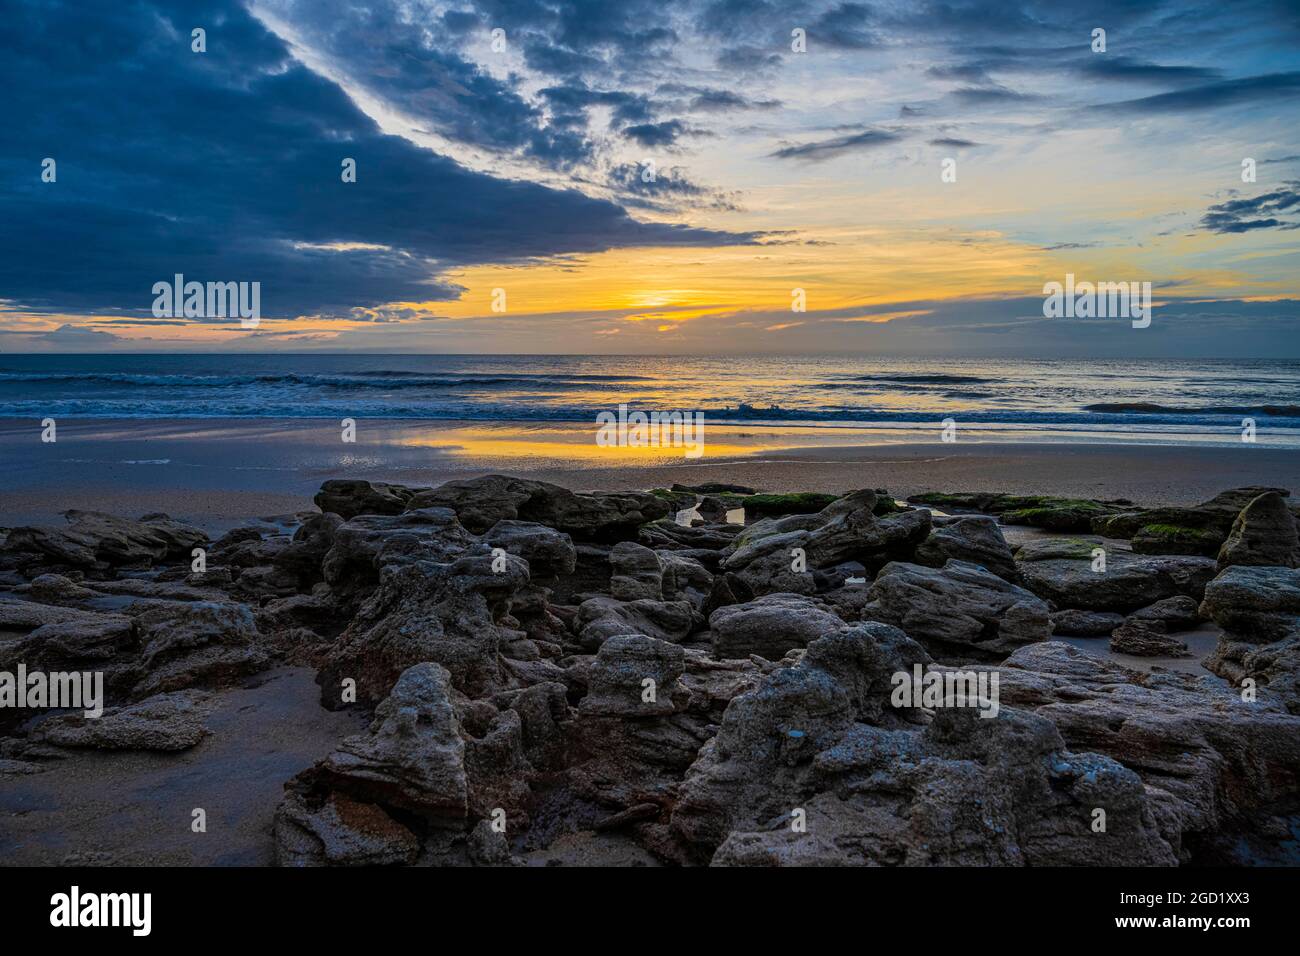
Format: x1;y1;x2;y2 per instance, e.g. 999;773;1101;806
1050;608;1124;636
995;642;1300;853
721;490;930;598
1016;539;1216;612
708;593;844;661
275;663;466;865
908;492;1127;532
575;596;694;649
1093;487;1293;556
1109;619;1188;657
3;510;206;572
1199;566;1300;712
405;475;669;539
1130;595;1201;632
864;560;1052;655
128;601;269;699
914;514;1018;580
318;547;529;706
32;690;212;751
1216;491;1299;570
314;480;423;519
671;623;1174;865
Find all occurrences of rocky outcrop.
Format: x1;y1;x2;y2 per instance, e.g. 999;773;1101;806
1050;608;1124;636
995;642;1300;855
671;623;1174;865
3;510;206;573
275;663;467;865
1015;539;1216;612
575;596;694;649
1130;595;1201;631
721;490;930;598
608;541;712;607
907;492;1127;532
318;547;529;706
127;601;269;698
863;560;1052;656
1109;619;1188;657
1199;566;1300;712
914;514;1017;580
708;593;844;661
404;475;669;540
1216;491;1299;570
32;690;212;751
1093;487;1293;556
314;480;423;519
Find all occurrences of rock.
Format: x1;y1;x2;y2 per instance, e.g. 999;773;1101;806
481;520;576;580
1015;539;1216;612
128;601;268;698
609;542;669;601
708;593;844;661
321;508;477;603
639;518;743;553
1109;619;1188;657
914;514;1017;580
996;642;1300;854
273;512;344;581
1199;565;1300;640
1050;608;1125;636
864;560;1052;656
908;492;1126;532
314;480;422;519
578;635;689;717
1130;595;1201;632
32;690;211;751
3;510;206;571
608;541;712;607
0;599;135;670
575;596;694;649
274;791;420;866
566;636;716;811
318;547;529;706
739;492;839;518
296;663;468;824
1216;491;1299;570
405;475;669;540
721;490;930;598
671;623;1173;865
1093;487;1292;556
672;482;755;496
695;496;734;522
1199;566;1300;711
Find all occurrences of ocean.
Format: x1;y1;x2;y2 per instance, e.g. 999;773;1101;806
2;353;1299;446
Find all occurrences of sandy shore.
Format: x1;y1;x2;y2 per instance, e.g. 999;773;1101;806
2;417;1296;530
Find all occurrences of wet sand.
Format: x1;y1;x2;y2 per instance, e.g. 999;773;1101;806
1;417;1296;531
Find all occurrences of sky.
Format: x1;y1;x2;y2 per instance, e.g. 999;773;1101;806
2;0;1300;355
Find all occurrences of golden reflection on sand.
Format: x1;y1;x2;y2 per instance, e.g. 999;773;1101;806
393;422;876;461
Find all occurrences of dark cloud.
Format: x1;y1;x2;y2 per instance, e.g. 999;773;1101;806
1074;55;1221;85
929;137;982;148
0;0;753;319
1198;185;1300;233
621;119;708;147
1100;71;1300;114
607;164;743;212
768;128;903;161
